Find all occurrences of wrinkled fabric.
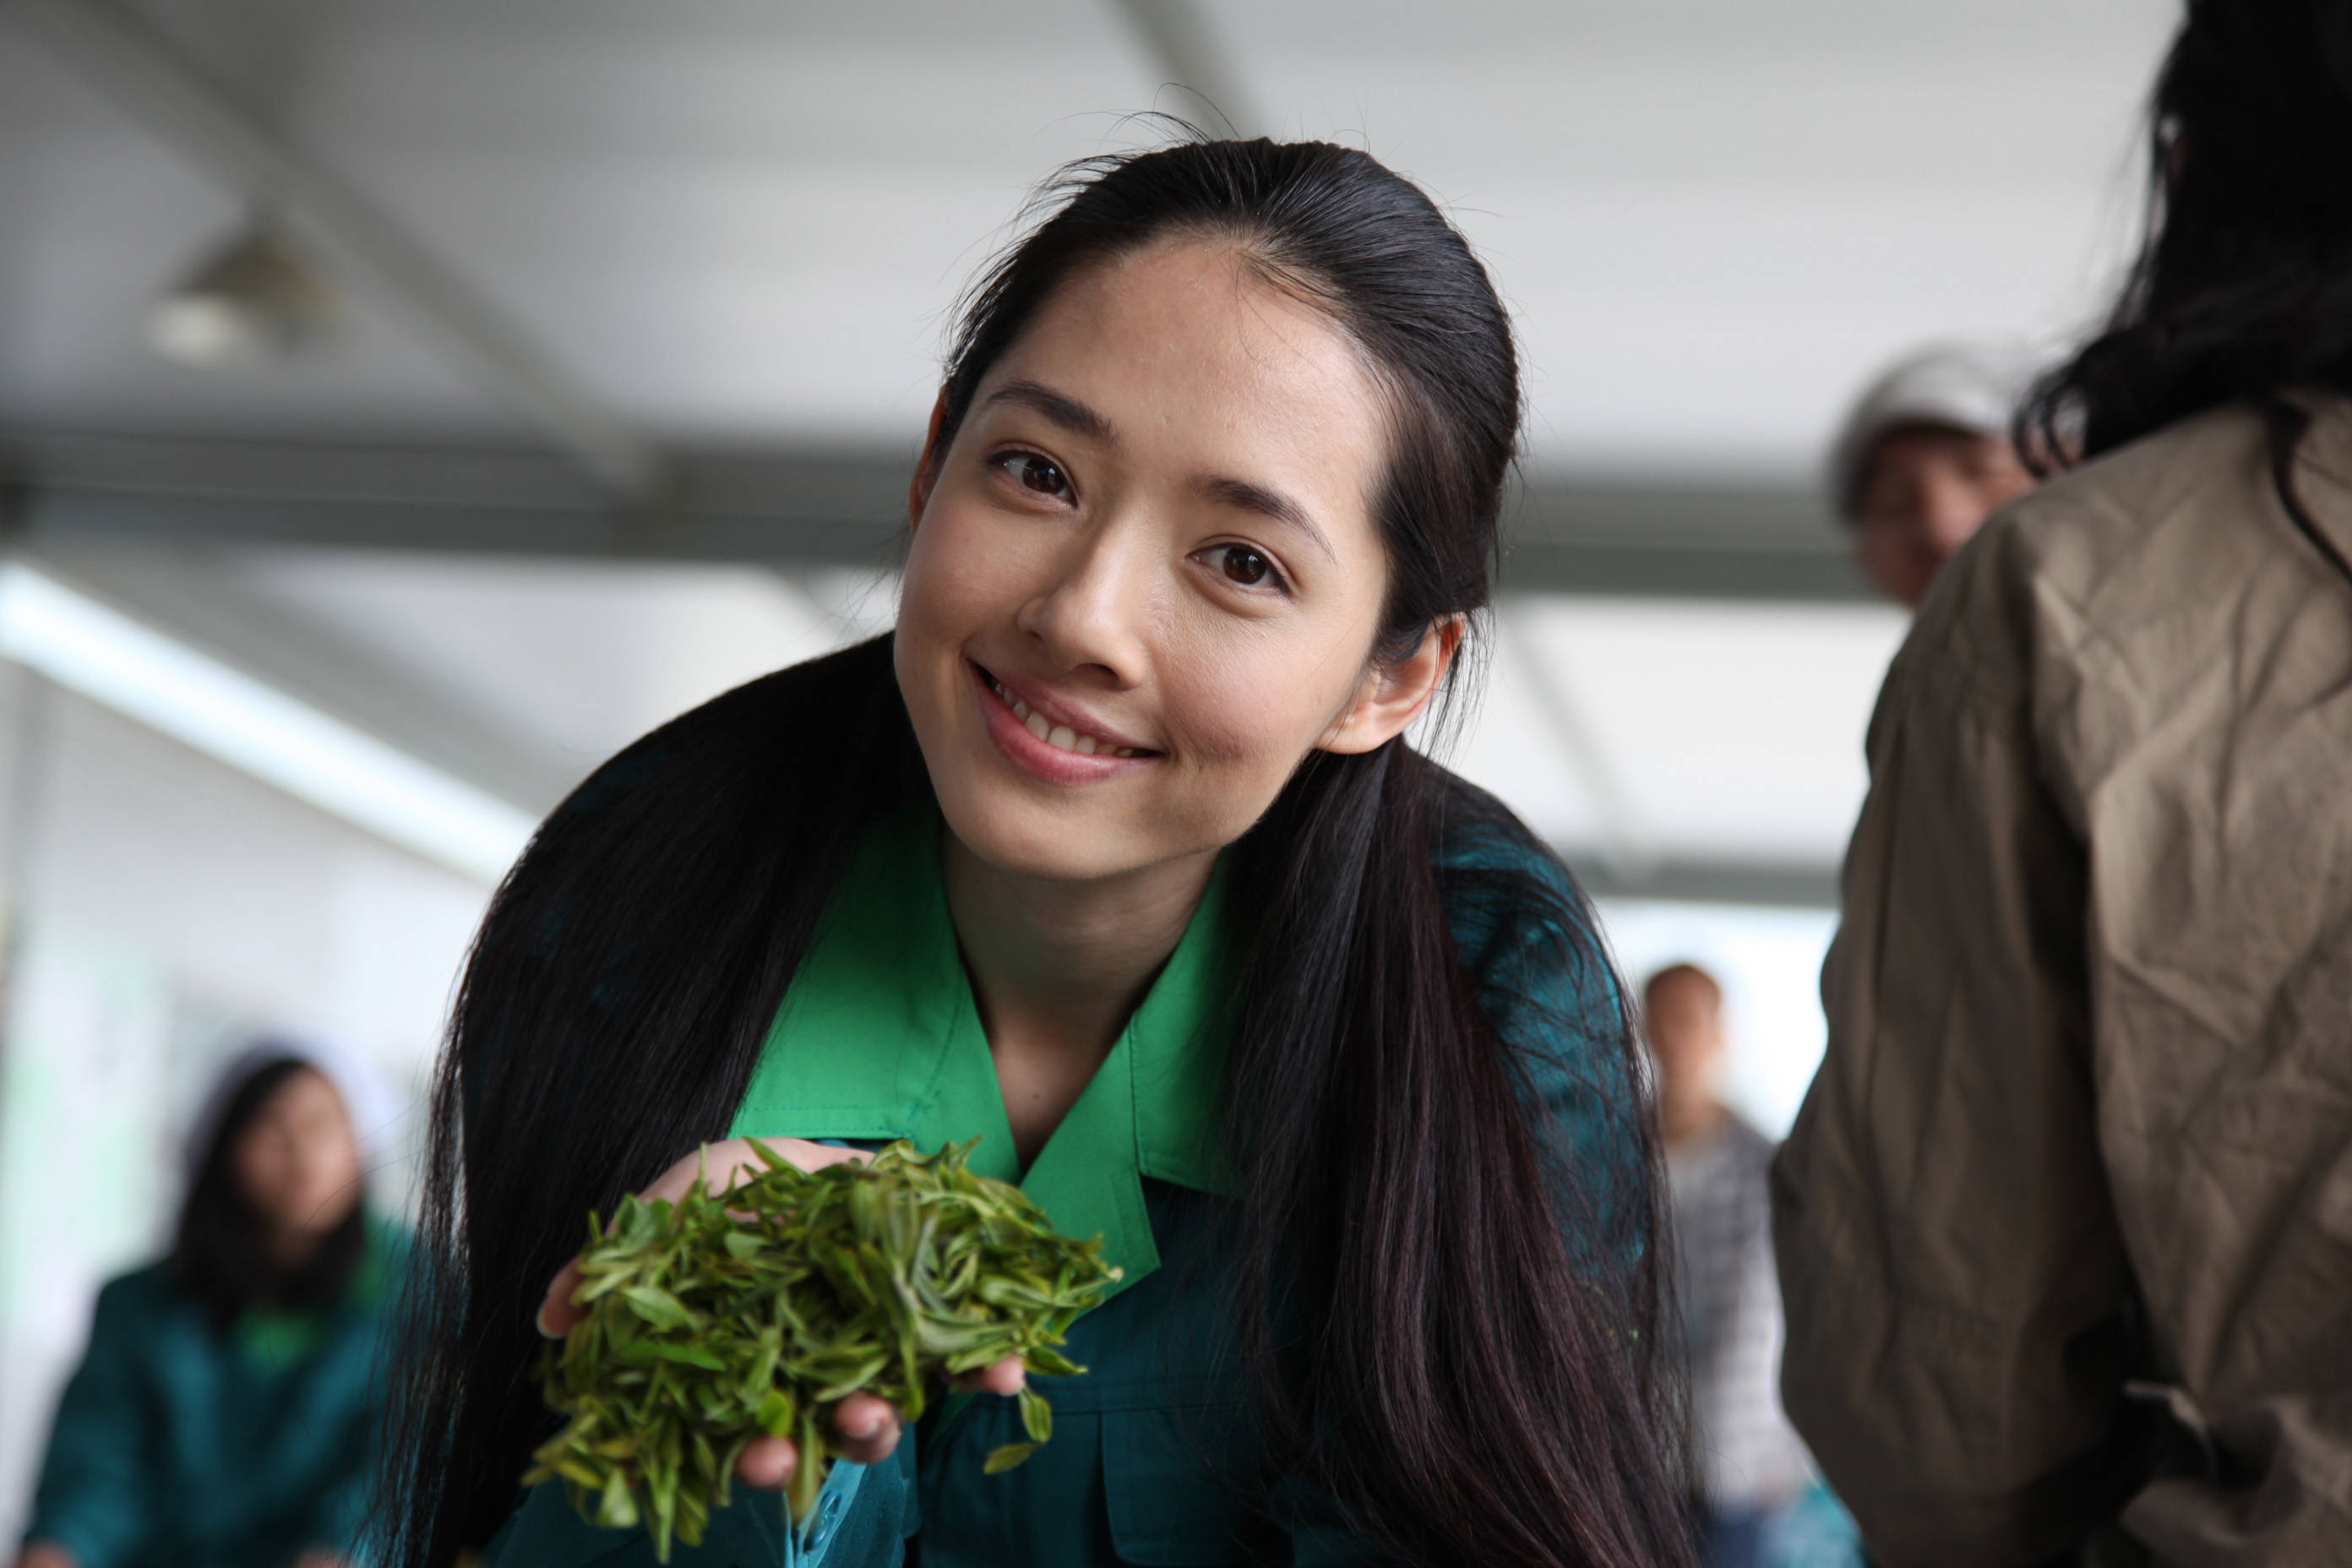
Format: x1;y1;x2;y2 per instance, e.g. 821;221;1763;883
1773;398;2352;1566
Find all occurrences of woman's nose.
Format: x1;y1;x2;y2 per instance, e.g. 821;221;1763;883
1015;527;1152;683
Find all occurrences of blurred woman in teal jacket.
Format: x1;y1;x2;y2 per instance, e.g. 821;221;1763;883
16;1047;405;1568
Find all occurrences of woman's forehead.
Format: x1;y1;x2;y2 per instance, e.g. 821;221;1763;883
978;241;1390;524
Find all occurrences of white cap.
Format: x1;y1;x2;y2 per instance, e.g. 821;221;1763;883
1827;343;2039;519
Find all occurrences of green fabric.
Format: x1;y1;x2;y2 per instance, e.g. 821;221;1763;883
487;808;1640;1568
23;1221;408;1568
728;807;1237;1300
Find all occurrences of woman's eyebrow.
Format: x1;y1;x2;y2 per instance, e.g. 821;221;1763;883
984;380;1119;445
1194;474;1337;561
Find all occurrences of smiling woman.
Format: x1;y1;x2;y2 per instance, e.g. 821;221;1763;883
385;138;1690;1568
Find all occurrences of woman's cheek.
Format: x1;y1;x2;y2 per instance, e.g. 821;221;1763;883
1163;670;1332;808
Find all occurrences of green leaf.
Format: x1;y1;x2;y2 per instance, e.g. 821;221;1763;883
983;1442;1038;1474
619;1285;700;1331
619;1340;729;1370
596;1471;640;1529
1018;1385;1053;1444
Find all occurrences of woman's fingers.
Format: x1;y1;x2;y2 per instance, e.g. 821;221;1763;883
535;1259;585;1338
950;1355;1027;1397
735;1435;796;1490
732;1396;901;1490
832;1393;902;1465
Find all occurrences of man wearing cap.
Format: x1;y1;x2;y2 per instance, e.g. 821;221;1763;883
1829;344;2039;607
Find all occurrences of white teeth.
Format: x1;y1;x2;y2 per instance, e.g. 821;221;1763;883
991;672;1140;758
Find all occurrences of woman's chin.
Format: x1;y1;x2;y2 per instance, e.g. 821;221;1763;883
944;808;1142;884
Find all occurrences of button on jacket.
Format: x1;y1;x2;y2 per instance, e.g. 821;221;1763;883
1774;398;2352;1565
489;796;1635;1568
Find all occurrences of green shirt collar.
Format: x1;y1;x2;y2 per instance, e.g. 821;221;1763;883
728;808;1235;1301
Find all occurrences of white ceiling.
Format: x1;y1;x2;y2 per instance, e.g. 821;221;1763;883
1;0;2175;894
0;0;2176;475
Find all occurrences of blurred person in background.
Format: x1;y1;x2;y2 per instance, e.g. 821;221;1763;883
1644;965;1819;1568
1828;343;2039;607
1775;1;2352;1562
14;1044;405;1568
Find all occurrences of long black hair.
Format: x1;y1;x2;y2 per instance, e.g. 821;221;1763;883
386;137;1687;1568
173;1054;369;1331
2023;0;2352;575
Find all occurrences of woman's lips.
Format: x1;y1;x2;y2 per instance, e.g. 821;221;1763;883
970;662;1157;785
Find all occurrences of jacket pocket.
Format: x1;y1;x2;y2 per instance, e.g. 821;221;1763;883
1099;1406;1255;1566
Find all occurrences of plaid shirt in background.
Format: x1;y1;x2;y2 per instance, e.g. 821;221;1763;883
1668;1112;1815;1511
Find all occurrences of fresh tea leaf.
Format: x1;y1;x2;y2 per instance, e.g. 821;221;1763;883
528;1139;1118;1562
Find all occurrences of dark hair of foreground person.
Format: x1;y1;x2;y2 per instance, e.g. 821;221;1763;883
2025;0;2352;581
381;135;1692;1568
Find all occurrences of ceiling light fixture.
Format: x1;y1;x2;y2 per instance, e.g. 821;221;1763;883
148;220;338;367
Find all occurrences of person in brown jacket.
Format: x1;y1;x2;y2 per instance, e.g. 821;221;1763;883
1772;3;2352;1564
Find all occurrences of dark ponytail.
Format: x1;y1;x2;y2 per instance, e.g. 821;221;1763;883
384;646;930;1566
387;137;1686;1568
2023;0;2352;579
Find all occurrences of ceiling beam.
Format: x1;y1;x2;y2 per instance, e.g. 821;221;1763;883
1105;0;1262;138
1565;853;1839;910
6;0;666;501
0;431;1872;601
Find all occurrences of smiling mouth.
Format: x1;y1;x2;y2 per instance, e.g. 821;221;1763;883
979;669;1151;759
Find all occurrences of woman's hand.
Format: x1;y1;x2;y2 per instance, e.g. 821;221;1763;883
533;1136;1025;1491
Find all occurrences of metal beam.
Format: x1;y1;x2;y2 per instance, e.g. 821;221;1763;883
6;0;667;500
1565;854;1840;910
1106;0;1262;138
0;431;1870;602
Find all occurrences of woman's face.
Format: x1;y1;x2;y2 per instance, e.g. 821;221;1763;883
231;1067;362;1239
896;239;1437;883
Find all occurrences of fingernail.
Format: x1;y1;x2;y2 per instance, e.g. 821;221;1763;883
535;1304;560;1339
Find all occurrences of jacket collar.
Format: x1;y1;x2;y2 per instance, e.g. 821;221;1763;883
728;807;1235;1301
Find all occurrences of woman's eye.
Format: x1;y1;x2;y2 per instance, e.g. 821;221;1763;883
999;452;1070;498
1208;544;1284;591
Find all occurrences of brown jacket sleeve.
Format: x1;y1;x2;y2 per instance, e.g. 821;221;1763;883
1772;520;2148;1565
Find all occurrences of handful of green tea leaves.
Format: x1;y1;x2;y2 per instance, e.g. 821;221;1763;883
525;1138;1119;1560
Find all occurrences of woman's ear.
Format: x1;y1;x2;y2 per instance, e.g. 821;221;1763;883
908;390;950;530
1318;616;1463;755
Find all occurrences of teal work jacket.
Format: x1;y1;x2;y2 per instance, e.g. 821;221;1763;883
22;1221;406;1568
489;808;1631;1568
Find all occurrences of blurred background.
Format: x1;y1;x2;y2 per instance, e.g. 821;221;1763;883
0;0;2176;1539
